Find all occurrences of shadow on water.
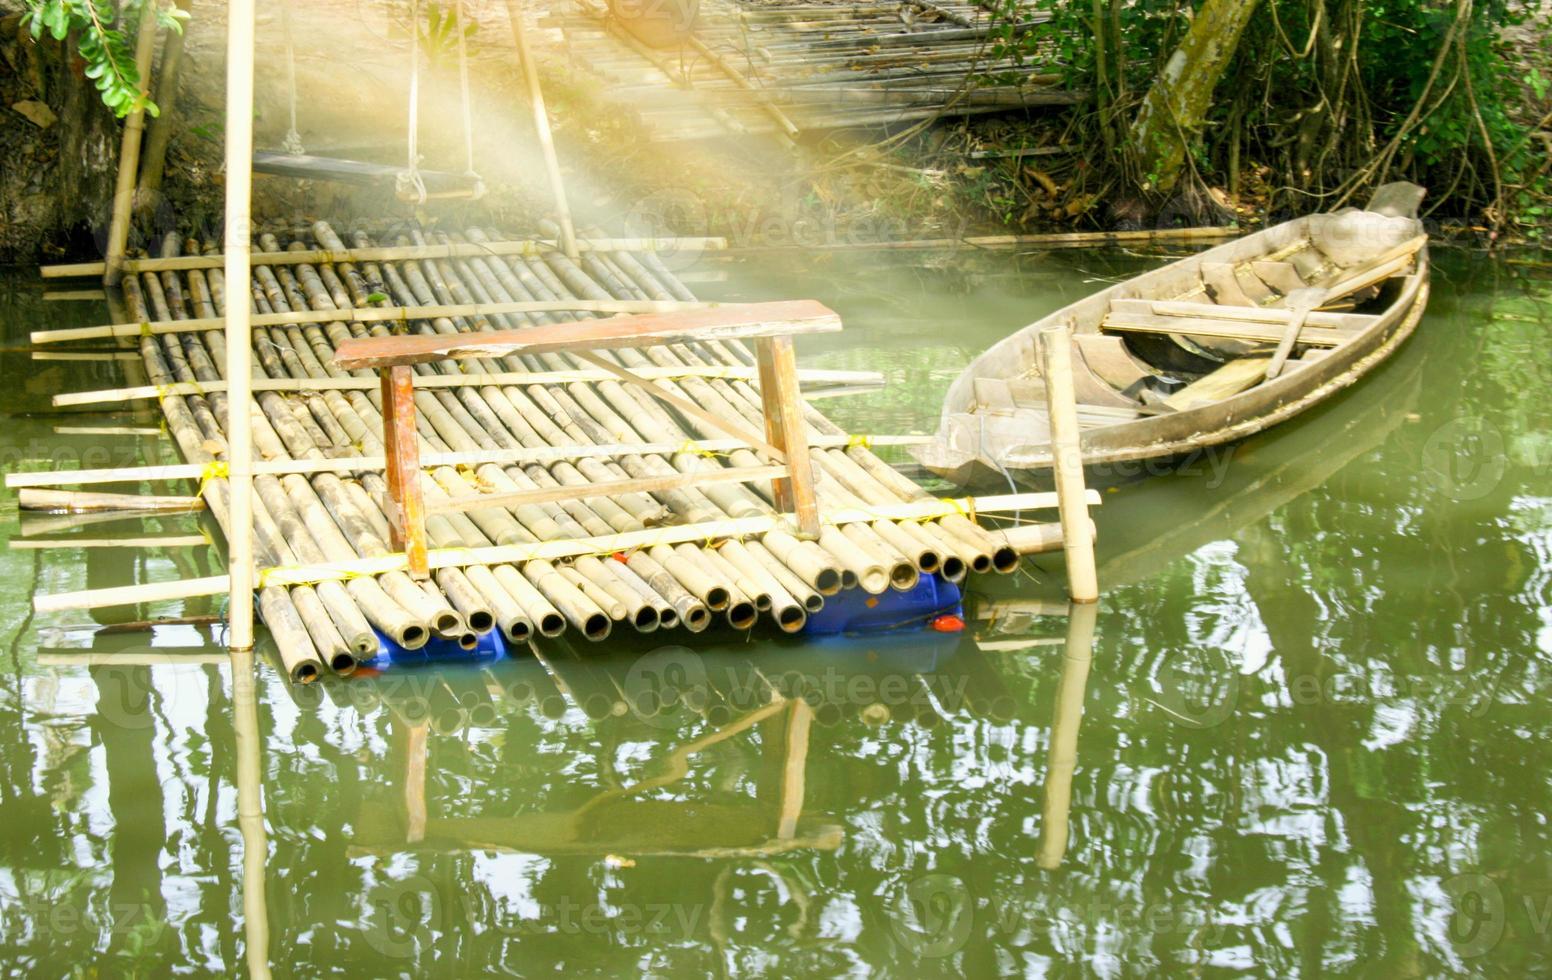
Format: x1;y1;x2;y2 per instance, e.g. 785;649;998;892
3;251;1552;974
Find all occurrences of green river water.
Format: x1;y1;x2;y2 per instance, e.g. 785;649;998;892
1;247;1549;976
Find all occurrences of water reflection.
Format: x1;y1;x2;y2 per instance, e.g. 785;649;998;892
5;255;1552;974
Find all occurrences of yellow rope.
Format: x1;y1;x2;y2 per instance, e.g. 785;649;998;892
677;440;726;460
197;460;229;497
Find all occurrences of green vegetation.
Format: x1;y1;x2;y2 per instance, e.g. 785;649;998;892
986;0;1551;235
21;0;187;117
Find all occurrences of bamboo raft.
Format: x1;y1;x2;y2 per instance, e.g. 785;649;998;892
553;0;1080;142
21;224;1092;683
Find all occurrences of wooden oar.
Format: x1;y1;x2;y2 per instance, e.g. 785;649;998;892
1265;287;1326;380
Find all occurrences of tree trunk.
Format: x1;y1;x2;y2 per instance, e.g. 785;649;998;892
1130;0;1262;194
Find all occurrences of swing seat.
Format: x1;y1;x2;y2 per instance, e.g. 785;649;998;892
253;151;485;201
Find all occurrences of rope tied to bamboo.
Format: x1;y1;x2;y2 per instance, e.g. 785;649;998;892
198;460;229;497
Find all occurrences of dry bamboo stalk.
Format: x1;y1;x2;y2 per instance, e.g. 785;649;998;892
52;366;882;406
32;298;718;345
258;585;324;683
7;534;210;550
712;227;1241;254
997;520;1094;555
101;0;158;285
18;489;205;513
42;238;730;279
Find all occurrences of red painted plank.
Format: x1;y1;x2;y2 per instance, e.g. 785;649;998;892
331;300;841;370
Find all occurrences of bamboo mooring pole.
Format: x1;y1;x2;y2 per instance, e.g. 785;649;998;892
225;0;258;650
1038;325;1099;603
102;1;159;286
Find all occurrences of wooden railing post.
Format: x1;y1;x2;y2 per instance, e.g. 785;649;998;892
755;335;821;538
380;365;429;578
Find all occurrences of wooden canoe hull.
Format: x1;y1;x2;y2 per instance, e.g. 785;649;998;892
914;211;1430;490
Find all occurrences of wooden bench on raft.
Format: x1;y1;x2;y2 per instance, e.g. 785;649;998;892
331;300;839;578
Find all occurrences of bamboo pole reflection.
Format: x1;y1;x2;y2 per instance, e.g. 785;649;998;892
1038;601;1097;870
230;649;273;979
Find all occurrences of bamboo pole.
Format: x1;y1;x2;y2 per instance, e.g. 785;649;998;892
32;491;1087;610
49;365;881;406
1038;326;1099;602
995;519;1095;555
31;298;718;344
225;0;257;650
3;435;925;489
102;0;159;286
507;0;579;258
41;238;729;279
712;227;1241;254
7;534;209;550
135;0;191;219
17;489;204;513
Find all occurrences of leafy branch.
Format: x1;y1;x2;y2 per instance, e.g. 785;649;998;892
23;0;190;118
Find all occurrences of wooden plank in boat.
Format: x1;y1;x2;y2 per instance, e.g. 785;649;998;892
973;377;1019;414
1072;334;1152;390
1234;264;1279;303
1112;298;1377;331
1164;357;1273;412
1251;260;1307;294
1199;262;1259;306
1101;311;1351;347
1287;246;1327;281
1315;245;1423;304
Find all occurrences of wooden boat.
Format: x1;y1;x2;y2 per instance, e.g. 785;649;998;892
913;183;1430;489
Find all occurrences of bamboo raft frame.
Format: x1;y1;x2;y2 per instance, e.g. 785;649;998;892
23;222;1095;683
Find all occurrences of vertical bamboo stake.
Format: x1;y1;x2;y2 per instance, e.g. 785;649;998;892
102;1;160;286
1038;326;1099;602
506;0;579;259
225;0;257;649
231;649;273;978
136;0;193;219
